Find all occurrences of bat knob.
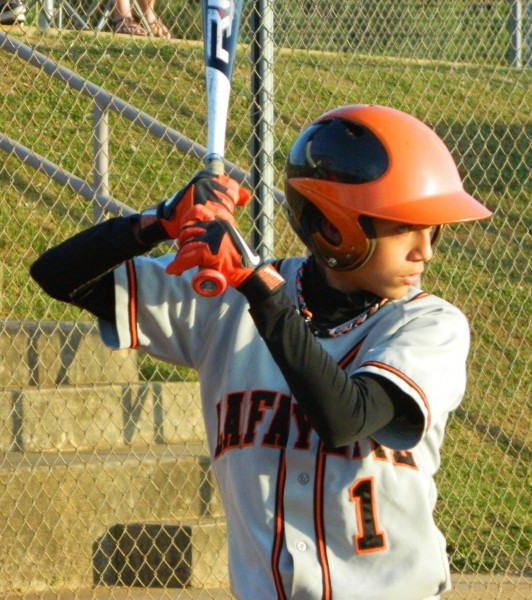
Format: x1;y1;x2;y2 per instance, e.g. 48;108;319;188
192;269;227;297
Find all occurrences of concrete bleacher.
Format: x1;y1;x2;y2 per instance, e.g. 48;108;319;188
0;319;228;596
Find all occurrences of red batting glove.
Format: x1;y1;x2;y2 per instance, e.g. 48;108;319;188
166;206;285;296
134;172;251;247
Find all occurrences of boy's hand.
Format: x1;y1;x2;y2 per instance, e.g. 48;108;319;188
135;172;251;246
166;206;285;297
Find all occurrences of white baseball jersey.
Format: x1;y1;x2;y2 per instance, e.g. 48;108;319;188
99;254;470;600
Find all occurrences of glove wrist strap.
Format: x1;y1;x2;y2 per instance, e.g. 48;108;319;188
132;213;170;247
238;264;285;303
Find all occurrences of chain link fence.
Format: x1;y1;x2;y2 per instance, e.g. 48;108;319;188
0;0;530;598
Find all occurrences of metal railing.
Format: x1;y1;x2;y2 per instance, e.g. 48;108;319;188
0;31;282;228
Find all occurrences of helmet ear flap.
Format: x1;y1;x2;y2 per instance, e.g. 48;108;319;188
285;184;376;271
284;188;323;246
349;215;377;270
358;215;375;240
344;215;376;271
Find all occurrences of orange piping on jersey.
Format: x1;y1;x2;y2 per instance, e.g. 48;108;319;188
271;450;288;600
361;361;431;431
126;260;139;349
315;443;332;600
407;291;430;302
338;339;365;370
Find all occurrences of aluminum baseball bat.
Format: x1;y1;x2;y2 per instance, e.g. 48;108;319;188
192;0;244;297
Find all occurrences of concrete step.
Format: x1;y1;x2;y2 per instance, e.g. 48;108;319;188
0;320;138;387
0;446;224;593
0;381;204;452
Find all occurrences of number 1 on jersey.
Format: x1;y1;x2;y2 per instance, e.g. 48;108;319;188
350;477;387;553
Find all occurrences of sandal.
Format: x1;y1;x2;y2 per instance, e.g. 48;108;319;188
113;16;148;36
147;18;172;39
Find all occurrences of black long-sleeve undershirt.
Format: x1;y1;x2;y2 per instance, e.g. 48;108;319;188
30;216;420;448
246;290;398;447
30;216;144;323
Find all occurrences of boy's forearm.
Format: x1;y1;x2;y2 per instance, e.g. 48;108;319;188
246;290;397;447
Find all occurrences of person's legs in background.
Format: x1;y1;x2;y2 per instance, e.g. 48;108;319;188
112;0;148;36
112;0;171;38
136;0;171;38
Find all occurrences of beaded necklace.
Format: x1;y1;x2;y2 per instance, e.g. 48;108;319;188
295;260;389;338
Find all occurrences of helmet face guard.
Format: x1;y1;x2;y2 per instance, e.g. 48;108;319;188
284;104;492;271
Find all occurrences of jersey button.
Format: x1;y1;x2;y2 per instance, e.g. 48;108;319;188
296;541;307;552
298;472;310;485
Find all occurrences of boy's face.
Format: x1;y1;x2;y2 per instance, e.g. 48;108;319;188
322;218;436;299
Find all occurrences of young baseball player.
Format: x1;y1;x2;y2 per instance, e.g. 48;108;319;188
31;104;492;600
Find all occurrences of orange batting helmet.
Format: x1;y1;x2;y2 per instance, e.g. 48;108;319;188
284;104;492;271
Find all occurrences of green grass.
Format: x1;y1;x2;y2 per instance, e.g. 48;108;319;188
21;0;519;66
0;26;530;576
